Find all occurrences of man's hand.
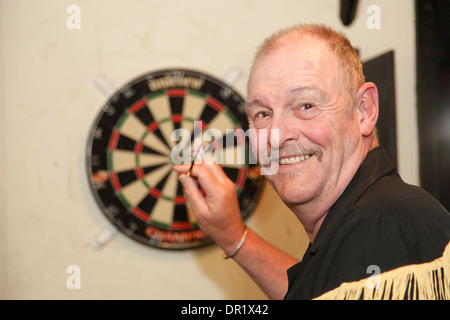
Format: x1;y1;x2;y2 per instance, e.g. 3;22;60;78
174;160;246;255
174;160;298;300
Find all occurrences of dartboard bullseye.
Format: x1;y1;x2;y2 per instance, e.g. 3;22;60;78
86;69;264;249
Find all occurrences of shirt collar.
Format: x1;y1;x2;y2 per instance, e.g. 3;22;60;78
307;147;397;254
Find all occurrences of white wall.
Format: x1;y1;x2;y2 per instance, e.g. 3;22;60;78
0;0;417;299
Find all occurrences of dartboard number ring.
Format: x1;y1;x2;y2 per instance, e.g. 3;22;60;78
86;69;264;249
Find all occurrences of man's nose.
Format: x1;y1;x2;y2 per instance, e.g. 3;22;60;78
269;111;301;149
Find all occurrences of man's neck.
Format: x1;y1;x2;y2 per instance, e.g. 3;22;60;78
290;136;378;243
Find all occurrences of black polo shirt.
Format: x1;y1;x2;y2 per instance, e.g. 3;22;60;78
284;147;450;300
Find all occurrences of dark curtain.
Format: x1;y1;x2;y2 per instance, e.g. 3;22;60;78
416;0;450;211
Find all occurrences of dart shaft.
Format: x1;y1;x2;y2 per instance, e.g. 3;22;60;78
186;143;204;177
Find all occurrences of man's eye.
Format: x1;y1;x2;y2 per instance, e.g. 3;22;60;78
257;112;270;118
295;103;319;120
300;104;314;111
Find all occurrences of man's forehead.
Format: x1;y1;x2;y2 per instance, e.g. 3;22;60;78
246;85;327;108
288;86;326;96
248;39;338;96
251;34;336;74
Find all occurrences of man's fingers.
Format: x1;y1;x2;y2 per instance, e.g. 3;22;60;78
202;159;229;183
174;162;227;195
174;160;228;183
173;164;191;174
178;174;209;215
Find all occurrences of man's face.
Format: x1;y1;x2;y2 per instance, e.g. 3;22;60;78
246;35;363;208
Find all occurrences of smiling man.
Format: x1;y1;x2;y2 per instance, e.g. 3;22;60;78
245;26;377;241
175;24;450;300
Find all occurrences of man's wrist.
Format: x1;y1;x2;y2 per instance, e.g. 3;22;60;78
223;225;248;259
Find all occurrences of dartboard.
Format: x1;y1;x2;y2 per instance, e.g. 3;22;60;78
86;69;264;249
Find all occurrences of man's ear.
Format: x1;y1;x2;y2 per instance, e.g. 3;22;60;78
355;82;379;137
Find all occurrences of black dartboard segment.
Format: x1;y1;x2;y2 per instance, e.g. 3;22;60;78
86;69;264;249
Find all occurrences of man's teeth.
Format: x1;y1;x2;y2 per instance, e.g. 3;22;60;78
279;154;311;165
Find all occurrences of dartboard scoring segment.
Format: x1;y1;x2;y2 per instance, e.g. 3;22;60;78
86;69;264;249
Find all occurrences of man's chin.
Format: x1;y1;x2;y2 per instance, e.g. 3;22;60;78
269;183;309;206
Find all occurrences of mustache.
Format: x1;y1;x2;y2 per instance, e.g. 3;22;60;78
279;144;323;161
259;144;323;166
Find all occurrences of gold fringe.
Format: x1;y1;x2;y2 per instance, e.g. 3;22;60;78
314;242;450;300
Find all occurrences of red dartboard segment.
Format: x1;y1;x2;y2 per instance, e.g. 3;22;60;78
134;141;143;154
108;130;120;151
206;96;224;112
195;121;207;130
86;69;264;250
133;207;150;222
149;188;162;198
166;89;187;97
171;221;192;230
147;121;159;132
171;114;183;122
135;167;145;180
129;98;147;114
174;196;186;204
109;172;121;192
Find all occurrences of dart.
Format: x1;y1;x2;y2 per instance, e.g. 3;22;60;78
186;137;215;177
186;138;204;177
